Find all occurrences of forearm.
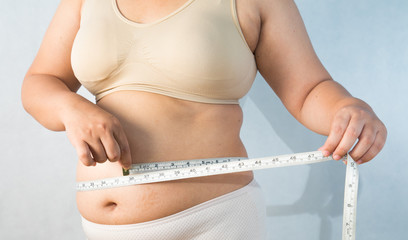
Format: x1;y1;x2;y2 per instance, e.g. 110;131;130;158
298;80;373;135
21;74;91;131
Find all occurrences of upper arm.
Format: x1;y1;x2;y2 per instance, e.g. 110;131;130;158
25;0;84;92
254;0;332;119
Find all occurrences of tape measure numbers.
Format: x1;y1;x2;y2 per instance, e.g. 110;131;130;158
77;151;359;240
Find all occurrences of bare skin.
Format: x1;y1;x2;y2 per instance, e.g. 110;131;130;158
22;0;387;225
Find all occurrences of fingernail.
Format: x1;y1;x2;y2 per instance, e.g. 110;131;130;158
333;154;341;160
321;150;330;156
122;168;130;176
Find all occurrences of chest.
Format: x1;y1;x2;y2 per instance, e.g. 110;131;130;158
113;0;259;52
72;0;258;80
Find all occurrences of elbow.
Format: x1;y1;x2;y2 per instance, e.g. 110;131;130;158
298;79;333;112
20;76;65;132
21;76;34;116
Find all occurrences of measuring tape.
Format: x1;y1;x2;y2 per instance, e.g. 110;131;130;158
77;151;359;240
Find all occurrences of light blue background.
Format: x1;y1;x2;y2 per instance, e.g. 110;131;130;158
1;0;407;239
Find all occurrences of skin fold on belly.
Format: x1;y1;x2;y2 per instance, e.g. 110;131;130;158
76;91;254;225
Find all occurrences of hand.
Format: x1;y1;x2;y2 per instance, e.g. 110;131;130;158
62;100;132;169
319;104;387;164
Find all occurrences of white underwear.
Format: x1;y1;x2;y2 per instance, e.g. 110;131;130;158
81;178;267;240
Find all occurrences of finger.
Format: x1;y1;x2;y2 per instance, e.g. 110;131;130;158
320;114;351;158
87;140;108;164
356;131;386;164
332;118;365;160
100;131;121;162
113;127;132;169
349;126;377;162
75;141;96;167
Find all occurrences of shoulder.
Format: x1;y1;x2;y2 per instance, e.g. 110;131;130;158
58;0;85;14
255;0;299;22
59;0;85;7
246;0;301;41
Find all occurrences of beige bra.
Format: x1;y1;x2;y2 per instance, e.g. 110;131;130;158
71;0;257;104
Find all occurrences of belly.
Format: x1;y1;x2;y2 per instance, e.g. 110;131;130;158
76;91;253;225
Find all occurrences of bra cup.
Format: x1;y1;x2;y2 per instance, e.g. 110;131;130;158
71;20;119;83
145;27;234;82
141;14;254;97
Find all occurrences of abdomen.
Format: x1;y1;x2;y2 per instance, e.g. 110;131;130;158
76;91;253;224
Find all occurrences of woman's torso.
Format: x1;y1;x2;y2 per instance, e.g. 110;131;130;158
75;0;261;225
